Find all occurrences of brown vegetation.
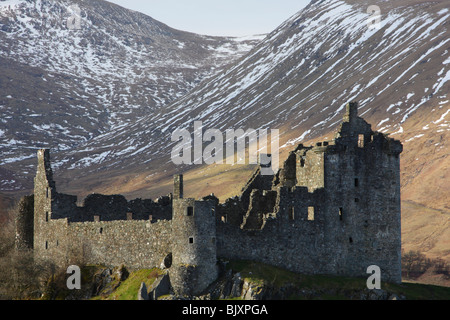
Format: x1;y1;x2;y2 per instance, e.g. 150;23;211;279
0;205;58;300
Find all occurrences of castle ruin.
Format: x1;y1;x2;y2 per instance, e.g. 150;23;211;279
16;102;403;295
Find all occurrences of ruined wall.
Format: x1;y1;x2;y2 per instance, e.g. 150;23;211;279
217;186;338;277
67;219;172;269
33;217;172;269
31;149;173;270
216;102;403;284
296;145;325;192
30;101;402;285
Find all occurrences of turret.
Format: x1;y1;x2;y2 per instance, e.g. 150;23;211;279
170;175;218;296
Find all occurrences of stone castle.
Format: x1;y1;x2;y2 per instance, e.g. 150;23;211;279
15;102;403;296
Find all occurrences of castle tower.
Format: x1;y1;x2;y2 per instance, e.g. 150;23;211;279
170;174;218;296
326;102;403;283
33;149;55;255
273;101;403;283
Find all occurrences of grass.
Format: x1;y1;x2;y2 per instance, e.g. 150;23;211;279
98;268;163;300
226;260;450;300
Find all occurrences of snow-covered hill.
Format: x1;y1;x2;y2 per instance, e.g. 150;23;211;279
0;0;261;177
46;0;449;172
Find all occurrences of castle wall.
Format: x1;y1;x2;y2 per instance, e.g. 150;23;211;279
29;101;403;289
217;186;343;277
296;145;325;192
216;103;402;283
34;216;172;269
67;219;172;269
33;217;70;266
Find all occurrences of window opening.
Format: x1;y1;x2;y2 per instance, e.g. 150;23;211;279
289;206;295;220
308;207;315;221
358;134;364;148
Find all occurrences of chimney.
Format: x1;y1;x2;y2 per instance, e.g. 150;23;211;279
173;174;183;199
343;102;358;123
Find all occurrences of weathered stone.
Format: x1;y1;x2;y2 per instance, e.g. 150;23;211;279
149;272;171;300
138;282;149;300
230;273;243;298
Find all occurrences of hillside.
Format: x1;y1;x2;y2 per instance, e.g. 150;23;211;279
0;0;260;177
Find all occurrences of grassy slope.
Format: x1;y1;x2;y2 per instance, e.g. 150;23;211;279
89;261;450;300
94;268;163;300
226;260;450;300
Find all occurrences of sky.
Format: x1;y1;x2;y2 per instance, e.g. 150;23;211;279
107;0;311;37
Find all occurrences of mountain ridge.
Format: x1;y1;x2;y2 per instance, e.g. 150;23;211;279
0;0;261;173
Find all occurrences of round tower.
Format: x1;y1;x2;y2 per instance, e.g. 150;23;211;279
170;175;218;296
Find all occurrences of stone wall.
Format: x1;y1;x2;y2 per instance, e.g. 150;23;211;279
216;102;402;283
28;101;403;288
67;219;172;269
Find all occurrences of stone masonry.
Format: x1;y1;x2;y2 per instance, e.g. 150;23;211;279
16;101;403;296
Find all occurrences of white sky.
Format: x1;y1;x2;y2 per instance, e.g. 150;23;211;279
106;0;311;37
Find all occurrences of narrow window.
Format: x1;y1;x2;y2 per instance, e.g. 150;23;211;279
45;241;48;250
358;134;364;148
221;215;228;223
308;206;315;221
355;178;359;187
99;227;103;234
45;211;49;222
189;237;194;244
349;237;353;244
300;158;305;167
289;206;295;220
46;187;49;198
187;206;194;216
339;207;343;221
355;198;359;203
56;240;59;246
